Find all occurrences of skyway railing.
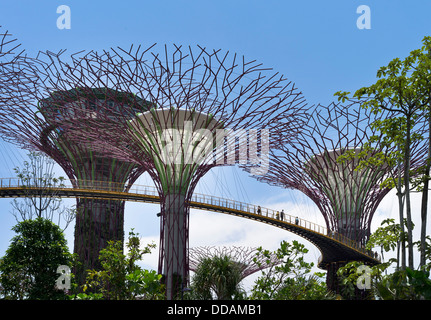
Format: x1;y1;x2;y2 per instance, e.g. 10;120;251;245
0;177;380;262
190;192;380;261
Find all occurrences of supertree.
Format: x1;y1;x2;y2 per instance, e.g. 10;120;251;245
37;87;152;284
242;101;427;292
0;44;308;298
0;49;153;284
188;246;280;280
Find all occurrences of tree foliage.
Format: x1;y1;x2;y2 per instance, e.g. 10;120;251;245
335;36;431;269
338;261;431;300
338;218;431;300
249;240;334;300
366;218;403;265
76;230;164;300
0;218;73;299
189;254;245;300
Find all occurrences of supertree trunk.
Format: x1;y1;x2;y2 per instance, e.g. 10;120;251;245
37;89;149;285
125;107;226;298
67;154;139;284
159;193;188;298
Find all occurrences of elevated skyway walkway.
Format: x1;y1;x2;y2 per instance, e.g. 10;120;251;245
0;178;381;269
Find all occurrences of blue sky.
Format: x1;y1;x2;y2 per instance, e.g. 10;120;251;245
1;0;431;289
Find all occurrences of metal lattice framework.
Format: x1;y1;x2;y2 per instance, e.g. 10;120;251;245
189;246;281;279
0;50;152;284
240;101;427;293
245;101;427;249
0;27;22;68
0;44;308;298
188;246;280;280
0;27;27;108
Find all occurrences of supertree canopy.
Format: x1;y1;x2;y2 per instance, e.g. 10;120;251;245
38;87;153;284
0;50;153;284
305;147;384;242
0;44;308;298
189;246;280;280
242;101;427;292
254;103;390;243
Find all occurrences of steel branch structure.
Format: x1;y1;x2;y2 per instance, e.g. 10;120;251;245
0;44;307;298
0;45;156;284
189;246;280;280
0;49;152;284
0;27;23;74
243;101;427;292
39;88;151;284
0;27;27;109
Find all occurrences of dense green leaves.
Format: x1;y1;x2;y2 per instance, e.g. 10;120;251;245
189;255;245;300
366;218;402;263
0;218;73;299
249;240;334;300
77;230;164;300
338;262;431;300
335;36;431;270
338;218;431;300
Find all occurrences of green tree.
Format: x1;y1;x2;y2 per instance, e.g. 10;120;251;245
338;261;431;300
366;218;403;268
335;36;431;269
337;260;389;300
274;272;332;300
376;268;431;300
415;236;431;271
78;230;164;300
12;152;75;231
338;218;431;300
0;218;73;299
250;240;334;300
189;255;245;300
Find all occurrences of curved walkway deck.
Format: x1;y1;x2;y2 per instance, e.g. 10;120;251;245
0;178;380;269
